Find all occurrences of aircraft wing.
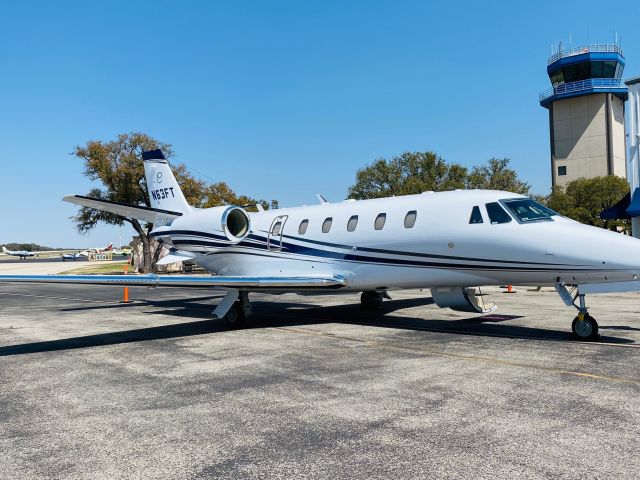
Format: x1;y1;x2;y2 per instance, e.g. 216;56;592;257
0;274;348;290
63;195;182;225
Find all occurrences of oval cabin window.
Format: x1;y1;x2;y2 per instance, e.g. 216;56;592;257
404;211;417;228
322;217;333;233
347;215;358;232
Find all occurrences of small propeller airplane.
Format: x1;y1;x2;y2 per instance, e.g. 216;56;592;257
2;246;38;259
1;149;640;340
61;252;86;261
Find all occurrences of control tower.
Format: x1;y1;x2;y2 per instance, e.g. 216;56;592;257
540;43;628;187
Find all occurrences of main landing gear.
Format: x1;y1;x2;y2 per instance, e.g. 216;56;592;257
213;290;252;328
555;283;599;341
360;291;390;310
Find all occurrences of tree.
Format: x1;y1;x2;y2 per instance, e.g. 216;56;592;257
347;153;529;199
466;158;530;194
72;132;275;272
546;176;630;230
347;152;468;199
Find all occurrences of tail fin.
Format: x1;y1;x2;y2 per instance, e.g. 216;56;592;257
105;243;113;251
2;247;8;254
142;149;192;214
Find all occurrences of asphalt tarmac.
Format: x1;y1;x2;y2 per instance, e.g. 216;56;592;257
1;284;640;479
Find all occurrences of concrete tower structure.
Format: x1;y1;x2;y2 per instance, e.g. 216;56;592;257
540;44;628;187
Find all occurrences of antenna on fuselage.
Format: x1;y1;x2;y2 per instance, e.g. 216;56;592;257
316;194;329;204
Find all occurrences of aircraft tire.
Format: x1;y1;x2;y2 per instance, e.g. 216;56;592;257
223;302;247;329
571;314;599;341
361;291;384;310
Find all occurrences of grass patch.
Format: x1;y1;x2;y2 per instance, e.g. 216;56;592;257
61;261;130;275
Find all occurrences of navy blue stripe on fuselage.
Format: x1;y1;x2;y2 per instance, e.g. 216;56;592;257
170;238;605;272
161;228;579;267
158;230;590;270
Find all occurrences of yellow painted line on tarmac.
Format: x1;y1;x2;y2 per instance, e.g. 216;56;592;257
275;326;640;385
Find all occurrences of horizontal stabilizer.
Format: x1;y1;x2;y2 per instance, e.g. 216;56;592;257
0;274;348;290
63;195;183;225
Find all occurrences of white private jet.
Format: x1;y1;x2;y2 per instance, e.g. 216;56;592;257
2;246;38;259
1;149;639;340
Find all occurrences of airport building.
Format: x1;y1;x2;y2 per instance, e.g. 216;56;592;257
540;43;628;187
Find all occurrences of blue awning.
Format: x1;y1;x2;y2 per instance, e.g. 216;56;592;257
600;191;631;220
627;188;640;217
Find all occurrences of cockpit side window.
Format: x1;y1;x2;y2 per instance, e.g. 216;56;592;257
501;198;557;223
485;202;512;224
469;206;483;224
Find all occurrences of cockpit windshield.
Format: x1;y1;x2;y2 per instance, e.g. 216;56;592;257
501;198;558;223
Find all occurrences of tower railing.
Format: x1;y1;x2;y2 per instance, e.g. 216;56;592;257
539;78;626;102
547;44;623;65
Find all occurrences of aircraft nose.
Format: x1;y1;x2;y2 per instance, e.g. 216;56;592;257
605;231;640;275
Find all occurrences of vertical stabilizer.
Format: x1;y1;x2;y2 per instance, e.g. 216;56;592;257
142;150;192;214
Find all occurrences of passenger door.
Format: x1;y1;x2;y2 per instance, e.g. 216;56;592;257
267;215;288;251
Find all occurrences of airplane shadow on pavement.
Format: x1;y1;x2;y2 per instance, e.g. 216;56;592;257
0;296;635;356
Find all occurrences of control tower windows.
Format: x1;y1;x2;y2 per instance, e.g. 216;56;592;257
550;61;620;86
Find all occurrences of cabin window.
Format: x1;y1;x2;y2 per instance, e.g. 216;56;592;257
272;221;282;235
485;202;512;224
347;215;358;232
469;206;483;224
322;217;333;233
298;219;309;235
404;210;417;228
374;213;386;230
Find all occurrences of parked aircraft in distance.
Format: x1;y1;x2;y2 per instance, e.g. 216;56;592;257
61;252;86;261
2;246;38;259
79;243;113;257
2;149;640;341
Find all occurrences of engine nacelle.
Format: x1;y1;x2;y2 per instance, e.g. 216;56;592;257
215;206;251;243
430;287;496;314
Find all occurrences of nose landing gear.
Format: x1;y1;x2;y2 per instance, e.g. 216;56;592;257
556;284;600;341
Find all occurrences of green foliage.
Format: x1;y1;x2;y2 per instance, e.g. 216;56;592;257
545;176;630;230
347;153;529;199
466;158;530;194
347;152;467;199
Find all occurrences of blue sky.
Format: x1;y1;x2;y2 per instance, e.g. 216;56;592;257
1;0;639;247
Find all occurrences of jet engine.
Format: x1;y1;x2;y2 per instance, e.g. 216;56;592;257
214;206;251;243
430;287;496;314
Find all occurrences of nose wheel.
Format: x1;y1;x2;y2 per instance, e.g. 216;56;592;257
571;312;599;341
555;285;601;341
